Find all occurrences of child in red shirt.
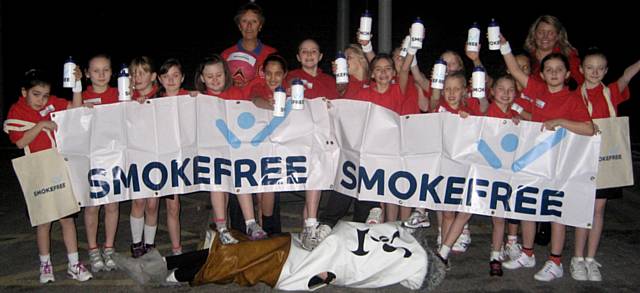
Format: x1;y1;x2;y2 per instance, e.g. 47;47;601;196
82;54;119;105
286;39;339;100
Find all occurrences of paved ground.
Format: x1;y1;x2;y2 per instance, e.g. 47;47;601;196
1;144;639;292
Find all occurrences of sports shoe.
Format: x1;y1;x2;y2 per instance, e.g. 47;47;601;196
88;248;105;272
585;259;602;281
301;225;319;251
452;231;471;253
39;261;55;284
534;260;563;281
504;242;522;261
144;243;155;253
130;242;146;258
246;222;268;240
570;257;587;281
434;250;450;271
489;260;503;277
67;263;93;282
403;210;431;228
503;251;536;269
218;227;239;245
102;247;117;271
316;224;332;245
366;207;383;224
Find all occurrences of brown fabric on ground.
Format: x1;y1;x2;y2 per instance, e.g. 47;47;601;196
191;231;291;287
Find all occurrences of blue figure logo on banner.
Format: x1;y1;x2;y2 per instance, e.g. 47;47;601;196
215;100;292;149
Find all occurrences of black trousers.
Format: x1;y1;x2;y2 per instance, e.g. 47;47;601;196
165;249;209;282
228;193;282;235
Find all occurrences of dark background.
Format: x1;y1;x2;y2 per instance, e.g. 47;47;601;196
2;1;638;142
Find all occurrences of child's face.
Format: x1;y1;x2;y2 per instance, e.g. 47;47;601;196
264;61;285;91
392;49;403;72
201;63;226;93
442;52;463;73
158;66;184;93
581;55;608;85
297;40;322;69
238;10;262;40
22;85;51;111
132;66;156;92
515;55;531;76
346;49;364;74
87;57;112;88
371;58;395;85
540;58;569;88
534;22;559;52
443;76;465;108
492;78;516;106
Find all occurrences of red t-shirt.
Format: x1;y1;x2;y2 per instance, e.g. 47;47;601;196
159;88;190;97
82;86;119;105
133;84;159;99
581;82;630;119
222;40;277;81
522;78;590;122
485;102;519;119
530;47;584;85
286;69;339;100
246;78;277;101
434;99;479;116
5;96;69;153
349;83;406;114
207;86;248;101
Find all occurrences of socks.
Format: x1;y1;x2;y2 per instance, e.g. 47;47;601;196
549;254;562;265
507;235;518;244
39;254;51;264
574;256;585;262
305;218;318;227
144;225;157;245
438;245;451;260
245;219;256;226
490;251;501;261
67;252;79;266
130;216;144;243
522;247;534;257
215;219;227;231
585;257;595;263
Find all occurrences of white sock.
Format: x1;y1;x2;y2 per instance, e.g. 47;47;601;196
215;220;227;231
39;254;51;263
245;219;256;226
490;251;501;261
507;235;518;244
166;271;179;283
585;257;595;263
67;252;79;266
574;256;585;262
130;216;144;243
305;218;318;227
438;245;451;259
144;225;157;245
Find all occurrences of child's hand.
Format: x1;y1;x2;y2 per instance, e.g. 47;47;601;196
83;103;95;108
189;91;199;97
465;44;481;62
459;111;470;118
499;34;507;45
38;121;57;131
73;66;83;80
136;97;147;104
511;115;521;125
541;119;560;131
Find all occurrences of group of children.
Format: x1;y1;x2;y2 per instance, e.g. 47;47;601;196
4;2;639;286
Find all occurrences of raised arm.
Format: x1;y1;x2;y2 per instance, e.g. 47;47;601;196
500;35;529;89
617;59;640;92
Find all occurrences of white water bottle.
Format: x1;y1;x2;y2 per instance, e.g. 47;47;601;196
399;35;411;58
63;56;76;88
118;64;132;101
466;22;481;52
358;10;373;41
273;86;286;117
472;66;486;98
291;79;305;110
335;52;349;84
431;58;447;89
488;19;501;51
410;17;425;49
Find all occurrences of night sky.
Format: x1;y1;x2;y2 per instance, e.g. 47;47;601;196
2;1;638;141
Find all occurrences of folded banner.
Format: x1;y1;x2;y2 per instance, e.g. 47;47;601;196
54;96;604;227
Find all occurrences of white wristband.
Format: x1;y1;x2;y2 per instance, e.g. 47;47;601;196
72;80;83;93
411;55;418;68
362;42;373;53
500;42;512;55
511;102;524;114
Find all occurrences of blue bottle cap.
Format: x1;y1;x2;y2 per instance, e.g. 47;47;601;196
489;18;499;27
473;66;485;72
435;58;447;65
414;17;423;24
362;10;372;17
292;79;304;86
471;22;480;29
336;51;346;59
66;56;74;62
275;86;286;93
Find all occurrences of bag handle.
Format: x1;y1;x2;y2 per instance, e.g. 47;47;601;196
3;119;55;155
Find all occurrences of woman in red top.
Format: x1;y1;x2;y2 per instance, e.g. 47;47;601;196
501;34;594;282
194;54;267;244
3;69;92;283
571;49;640;282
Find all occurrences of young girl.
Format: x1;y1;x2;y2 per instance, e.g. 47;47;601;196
500;36;595;282
156;58;189;255
129;56;160;258
194;54;267;244
286;39;340;99
4;69;92;283
570;49;640;282
81;54;120;271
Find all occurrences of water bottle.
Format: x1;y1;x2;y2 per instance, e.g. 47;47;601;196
273;86;286;117
410;17;425;49
466;22;481;52
488;19;501;51
118;64;132;101
291;79;305;110
431;58;447;89
399;35;411;58
63;56;76;88
335;52;349;84
472;66;486;98
358;10;373;41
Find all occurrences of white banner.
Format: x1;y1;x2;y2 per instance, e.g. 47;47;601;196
54;96;603;227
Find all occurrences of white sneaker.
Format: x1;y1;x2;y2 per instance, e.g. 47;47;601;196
88;248;105;272
102;248;117;271
585;259;602;281
570;257;587;281
301;225;319;251
366;207;383;224
39;261;55;284
218;227;239;245
503;251;536;269
452;231;471;253
534;260;563;281
316;224;332;244
403;210;431;228
67;263;93;282
504;242;522;261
